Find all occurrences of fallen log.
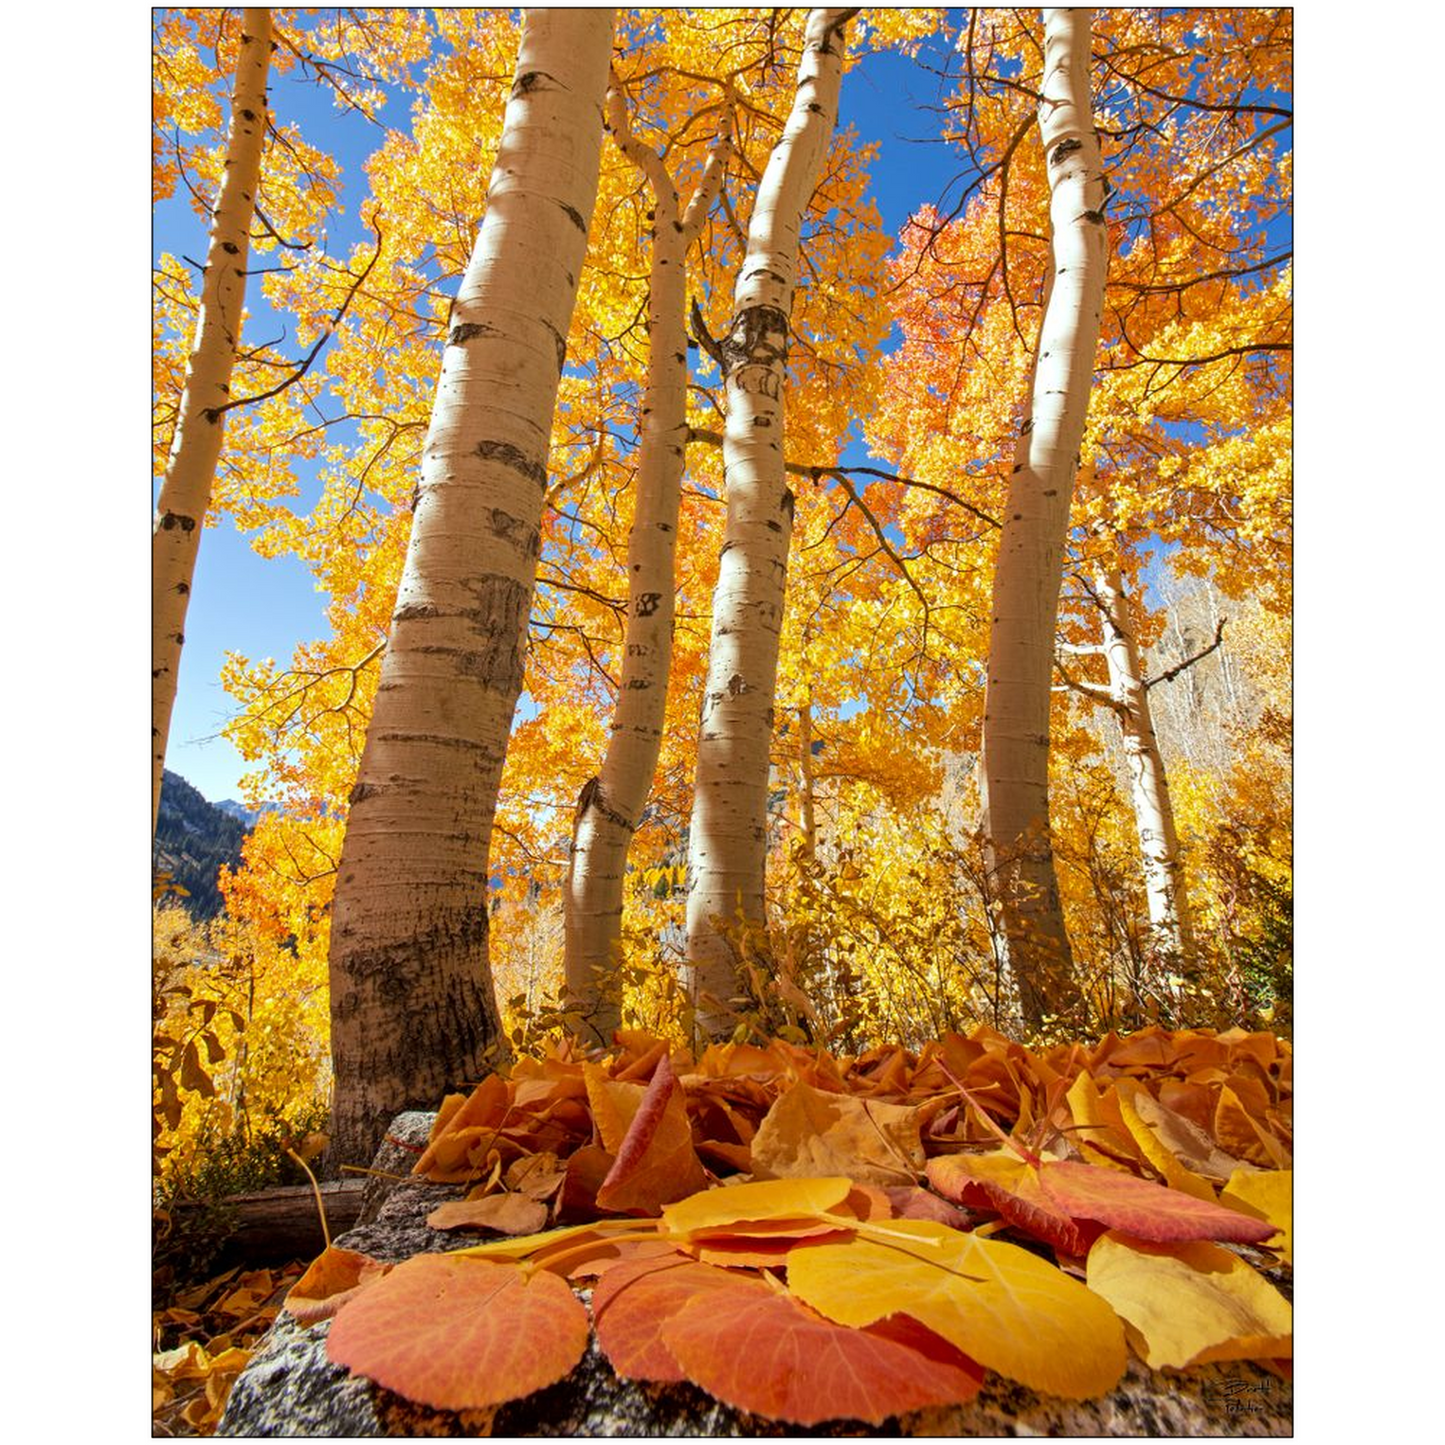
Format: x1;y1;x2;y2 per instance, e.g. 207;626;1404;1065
164;1180;366;1266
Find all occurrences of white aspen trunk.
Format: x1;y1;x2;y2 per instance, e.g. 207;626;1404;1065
563;89;729;1042
326;9;613;1168
798;691;818;862
151;8;271;834
1092;542;1195;976
979;6;1108;1030
684;8;855;1036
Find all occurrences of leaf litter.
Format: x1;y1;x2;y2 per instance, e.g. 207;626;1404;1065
278;1025;1292;1427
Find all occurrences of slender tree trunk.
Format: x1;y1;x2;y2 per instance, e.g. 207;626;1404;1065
798;691;818;862
564;87;729;1042
1092;544;1195;976
152;8;271;834
684;8;856;1036
979;6;1108;1030
326;9;613;1168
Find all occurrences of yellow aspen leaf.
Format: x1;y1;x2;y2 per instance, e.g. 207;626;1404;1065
1086;1232;1292;1370
1064;1072;1137;1169
1220;1168;1292;1264
1127;1088;1247;1180
751;1078;926;1186
1112;1079;1218;1202
786;1217;1127;1399
596;1052;708;1214
660;1176;853;1239
582;1061;644;1153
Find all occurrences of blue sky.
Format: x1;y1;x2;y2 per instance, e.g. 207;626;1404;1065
156;26;973;803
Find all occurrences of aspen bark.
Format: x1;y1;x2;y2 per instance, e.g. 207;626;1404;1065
151;8;271;834
979;7;1108;1030
326;9;612;1168
684;8;855;1035
564;88;729;1041
1092;545;1195;974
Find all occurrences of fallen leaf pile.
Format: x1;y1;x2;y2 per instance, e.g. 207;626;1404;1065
153;1262;304;1435
286;1025;1292;1427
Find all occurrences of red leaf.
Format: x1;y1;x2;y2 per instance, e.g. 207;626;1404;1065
1039;1161;1279;1243
596;1052;708;1214
659;1273;986;1425
326;1253;588;1410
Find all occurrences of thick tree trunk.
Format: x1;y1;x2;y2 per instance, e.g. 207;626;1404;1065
1092;545;1195;976
979;7;1108;1031
326;9;613;1169
684;9;855;1037
152;8;271;834
564;89;729;1042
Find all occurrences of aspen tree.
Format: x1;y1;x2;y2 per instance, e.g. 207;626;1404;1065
564;85;730;1040
1091;544;1195;978
684;8;856;1034
152;7;271;833
979;8;1108;1029
325;9;613;1166
1056;518;1198;989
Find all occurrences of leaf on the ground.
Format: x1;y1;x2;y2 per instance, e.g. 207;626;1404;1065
926;1152;1096;1256
1127;1087;1247;1179
1086;1232;1292;1369
426;1193;550;1236
557;1141;616;1220
1110;1080;1217;1201
1037;1160;1277;1244
883;1185;973;1229
506;1150;567;1201
582;1062;644;1153
751;1078;925;1186
1219;1168;1292;1264
1215;1085;1291;1169
414;1074;512;1180
326;1253;589;1410
285;1246;394;1324
660;1175;853;1239
786;1217;1127;1399
596;1052;708;1214
591;1249;739;1382
654;1268;985;1424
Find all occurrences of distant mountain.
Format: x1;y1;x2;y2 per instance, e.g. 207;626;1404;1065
153;771;250;921
214;797;279;826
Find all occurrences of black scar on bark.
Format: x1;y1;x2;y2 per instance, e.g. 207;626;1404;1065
1049;137;1083;167
395;602;442;623
489;507;541;558
637;592;662;617
160;512;197;533
1082;209;1106;225
221;241;240;255
447;321;497;347
727;674;749;695
557;200;588;234
349;781;380;806
475;439;547;489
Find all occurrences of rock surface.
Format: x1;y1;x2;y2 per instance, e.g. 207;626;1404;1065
219;1112;1293;1438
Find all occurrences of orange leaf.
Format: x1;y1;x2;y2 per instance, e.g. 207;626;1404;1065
750;1078;925;1186
326;1254;588;1410
596;1051;708;1214
591;1249;739;1382
426;1193;550;1235
284;1246;393;1325
660;1271;985;1424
